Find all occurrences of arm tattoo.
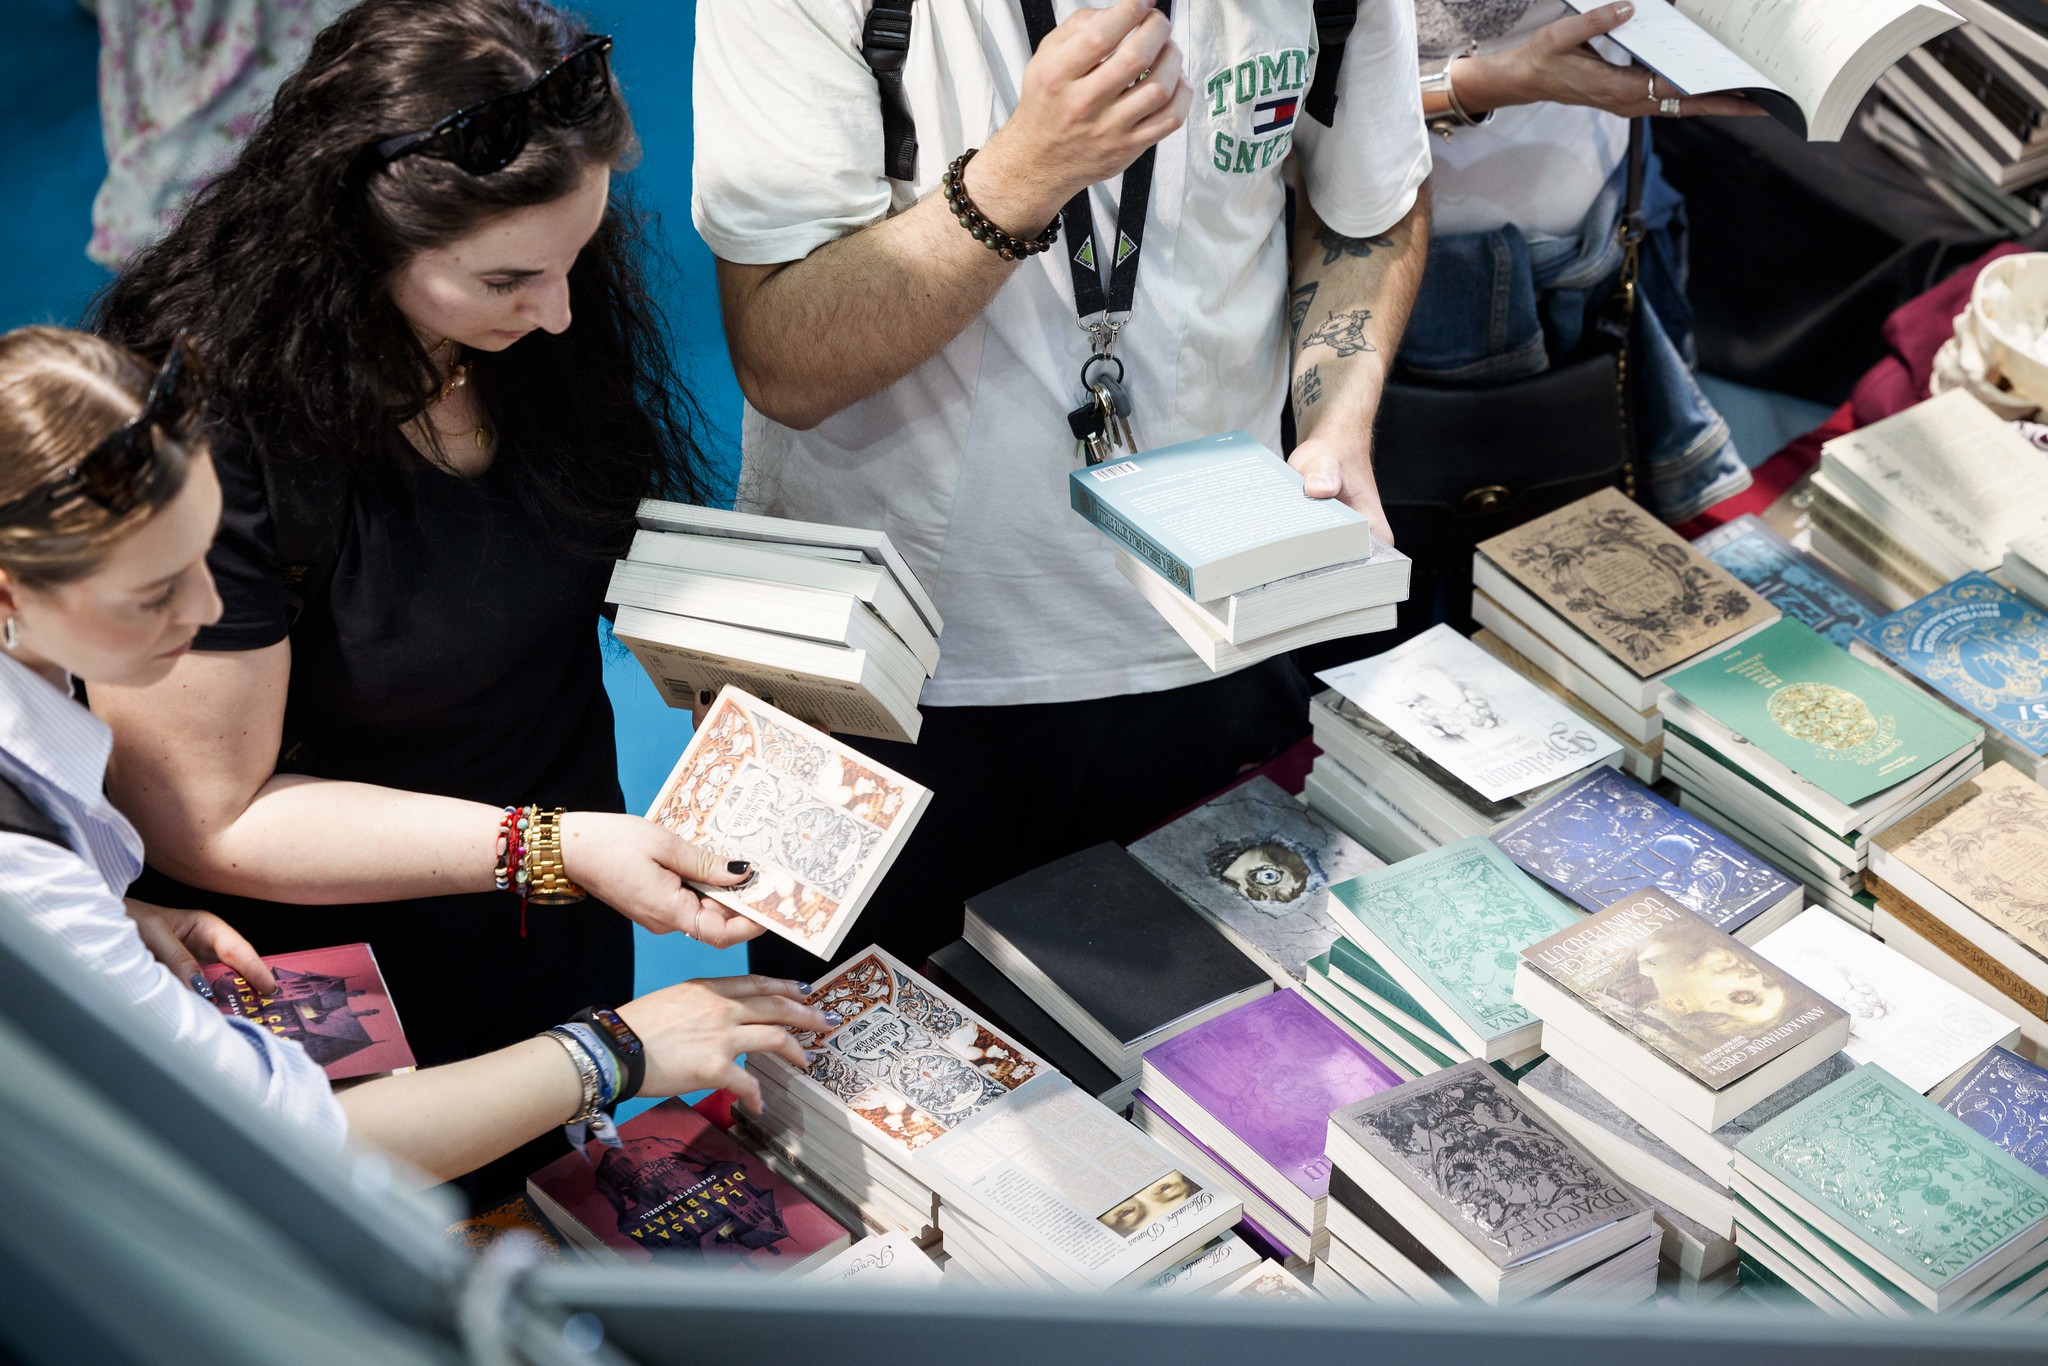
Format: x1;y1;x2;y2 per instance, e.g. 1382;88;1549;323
1316;228;1395;267
1301;309;1377;357
1294;364;1323;410
1288;282;1319;342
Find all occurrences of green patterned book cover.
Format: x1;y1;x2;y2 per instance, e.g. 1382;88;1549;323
1736;1064;2048;1299
1328;837;1579;1051
1664;619;1980;807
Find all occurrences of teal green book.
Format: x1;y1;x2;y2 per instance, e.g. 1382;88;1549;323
1736;1064;2048;1308
1307;948;1460;1072
1327;836;1579;1058
1327;937;1459;1048
1664;619;1981;808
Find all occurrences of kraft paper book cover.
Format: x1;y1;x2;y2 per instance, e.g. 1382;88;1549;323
1520;888;1845;1091
1477;487;1772;679
1860;572;2048;763
1875;762;2048;961
1664;618;1981;807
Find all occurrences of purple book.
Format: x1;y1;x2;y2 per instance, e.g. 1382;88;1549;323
1141;990;1401;1224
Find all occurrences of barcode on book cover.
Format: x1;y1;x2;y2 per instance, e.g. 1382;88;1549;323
1090;462;1141;482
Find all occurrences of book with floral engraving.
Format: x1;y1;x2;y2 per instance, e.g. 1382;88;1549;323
646;686;931;957
1871;762;2048;968
1942;1046;2048;1179
1476;487;1773;682
201;942;413;1082
1129;776;1383;986
1490;766;1801;939
526;1098;851;1271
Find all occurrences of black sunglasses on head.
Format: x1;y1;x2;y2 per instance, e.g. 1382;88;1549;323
0;330;203;527
373;36;615;176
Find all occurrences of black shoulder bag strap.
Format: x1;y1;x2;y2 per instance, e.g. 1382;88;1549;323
1304;0;1361;127
0;769;71;851
863;0;920;181
1605;117;1651;502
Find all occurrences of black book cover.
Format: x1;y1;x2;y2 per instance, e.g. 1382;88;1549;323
965;842;1269;1049
923;940;1123;1100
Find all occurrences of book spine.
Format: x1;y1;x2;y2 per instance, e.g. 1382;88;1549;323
1806;486;1948;594
1866;872;2048;1019
1070;481;1197;596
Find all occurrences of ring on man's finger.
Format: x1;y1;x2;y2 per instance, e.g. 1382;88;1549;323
1645;73;1658;103
1135;67;1151;83
1659;96;1683;116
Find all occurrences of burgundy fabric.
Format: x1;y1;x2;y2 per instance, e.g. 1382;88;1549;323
1849;241;2033;427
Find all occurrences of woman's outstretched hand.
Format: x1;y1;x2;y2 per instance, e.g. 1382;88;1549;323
617;975;840;1112
1449;3;1767;120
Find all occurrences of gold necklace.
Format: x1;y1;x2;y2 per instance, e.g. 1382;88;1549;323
423;340;492;449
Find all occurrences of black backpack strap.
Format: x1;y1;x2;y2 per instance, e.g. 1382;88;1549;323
1304;0;1360;127
863;0;919;181
0;769;71;852
254;442;349;629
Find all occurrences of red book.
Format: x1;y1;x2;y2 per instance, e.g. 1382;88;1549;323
202;942;414;1081
526;1099;852;1271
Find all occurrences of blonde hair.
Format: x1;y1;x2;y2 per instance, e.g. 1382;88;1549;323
0;326;197;587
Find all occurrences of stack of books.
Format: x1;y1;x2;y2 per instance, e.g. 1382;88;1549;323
1470;488;1778;748
1806;391;2048;612
1490;766;1806;945
1132;990;1402;1265
1316;837;1580;1077
923;939;1133;1110
1854;572;2048;784
1469;628;1665;783
610;500;943;743
744;946;1242;1290
1304;689;1508;862
1751;907;2022;1095
1692;513;1884;651
801;1230;945;1289
1137;1229;1268;1296
1129;776;1383;988
961;843;1274;1094
1943;1046;2048;1177
2004;528;2048;610
1322;1060;1659;1305
1733;1063;2048;1318
1659;618;1986;927
1303;937;1467;1082
1068;431;1409;669
1868;764;2048;1059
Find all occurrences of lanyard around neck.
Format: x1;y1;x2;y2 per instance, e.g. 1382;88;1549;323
1015;0;1173;345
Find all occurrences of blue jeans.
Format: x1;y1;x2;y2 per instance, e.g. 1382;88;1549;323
1398;136;1750;523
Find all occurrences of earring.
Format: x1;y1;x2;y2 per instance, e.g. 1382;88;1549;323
2;618;16;651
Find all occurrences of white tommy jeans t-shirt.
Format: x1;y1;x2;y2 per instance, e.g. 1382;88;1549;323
693;0;1431;708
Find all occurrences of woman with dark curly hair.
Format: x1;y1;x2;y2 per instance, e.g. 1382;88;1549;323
89;0;762;1200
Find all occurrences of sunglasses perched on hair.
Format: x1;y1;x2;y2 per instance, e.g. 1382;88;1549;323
0;331;203;527
373;36;615;176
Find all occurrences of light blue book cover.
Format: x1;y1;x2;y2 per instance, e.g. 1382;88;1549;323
1861;572;2048;762
1327;836;1578;1047
1693;515;1880;649
1943;1046;2048;1180
1068;430;1368;597
1490;767;1797;936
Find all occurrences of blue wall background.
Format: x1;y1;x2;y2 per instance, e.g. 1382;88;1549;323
0;0;749;1088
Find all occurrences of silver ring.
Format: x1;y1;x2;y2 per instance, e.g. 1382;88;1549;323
1659;96;1683;116
1646;74;1658;104
1135;68;1151;83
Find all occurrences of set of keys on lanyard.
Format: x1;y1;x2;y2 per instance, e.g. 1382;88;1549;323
1068;348;1137;465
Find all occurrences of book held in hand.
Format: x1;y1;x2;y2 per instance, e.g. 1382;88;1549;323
202;942;413;1082
645;687;930;959
526;1098;851;1271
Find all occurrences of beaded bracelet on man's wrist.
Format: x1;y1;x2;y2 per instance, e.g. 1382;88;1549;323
942;149;1061;261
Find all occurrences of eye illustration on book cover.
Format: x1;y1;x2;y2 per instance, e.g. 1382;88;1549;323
1099;1171;1204;1237
790;951;1043;1154
594;1135;794;1260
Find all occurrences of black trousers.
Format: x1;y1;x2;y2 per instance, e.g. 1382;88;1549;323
747;657;1313;983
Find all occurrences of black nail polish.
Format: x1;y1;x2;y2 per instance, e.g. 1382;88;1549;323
823;1011;844;1026
727;859;752;875
698;688;713;705
796;981;814;994
189;972;214;1000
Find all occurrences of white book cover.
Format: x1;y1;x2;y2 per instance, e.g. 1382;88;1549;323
1752;908;2020;1095
645;688;930;957
1318;624;1621;803
801;1231;943;1288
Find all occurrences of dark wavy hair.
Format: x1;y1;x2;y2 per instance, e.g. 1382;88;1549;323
90;0;713;556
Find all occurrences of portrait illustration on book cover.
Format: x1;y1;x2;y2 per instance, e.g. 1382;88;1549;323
1584;910;1799;1062
595;1136;793;1261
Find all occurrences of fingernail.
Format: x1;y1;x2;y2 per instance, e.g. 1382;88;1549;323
727;859;751;875
189;972;214;1000
822;1011;844;1026
1616;2;1633;15
795;981;814;994
698;688;712;705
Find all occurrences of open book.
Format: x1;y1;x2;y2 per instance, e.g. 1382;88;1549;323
1563;0;1961;141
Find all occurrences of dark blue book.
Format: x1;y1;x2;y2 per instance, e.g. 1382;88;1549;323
1941;1046;2048;1179
1489;767;1801;939
1692;515;1880;650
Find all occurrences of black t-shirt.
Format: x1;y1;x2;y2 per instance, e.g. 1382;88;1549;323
135;422;633;1204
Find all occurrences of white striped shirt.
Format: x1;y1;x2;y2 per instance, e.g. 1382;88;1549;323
0;650;346;1144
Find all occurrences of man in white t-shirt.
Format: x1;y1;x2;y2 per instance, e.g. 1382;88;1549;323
693;0;1431;978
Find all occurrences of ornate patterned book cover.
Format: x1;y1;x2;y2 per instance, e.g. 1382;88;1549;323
1315;624;1620;803
1876;763;2048;961
1664;619;1982;808
1143;990;1401;1202
1521;889;1846;1090
1693;514;1880;650
1328;837;1579;1047
646;686;932;957
527;1098;850;1268
1129;776;1383;985
1752;908;2016;1096
445;1197;566;1262
201;942;414;1081
1477;487;1772;678
1942;1046;2048;1179
1736;1063;2048;1296
1330;1058;1646;1270
1491;767;1797;935
1861;572;2048;762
